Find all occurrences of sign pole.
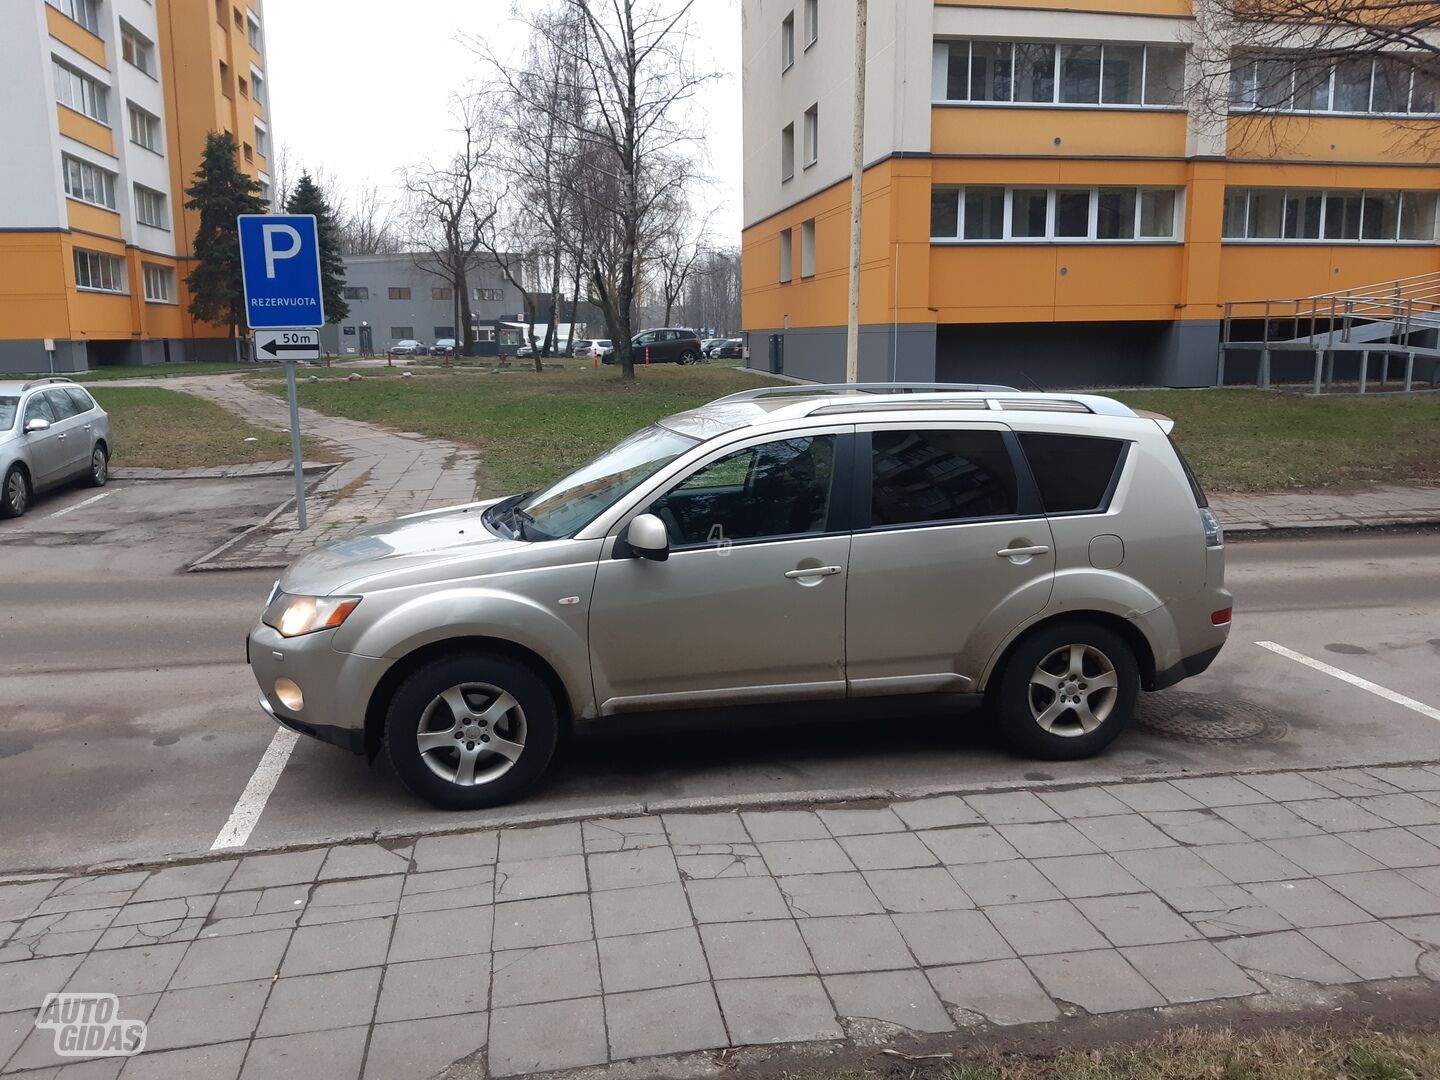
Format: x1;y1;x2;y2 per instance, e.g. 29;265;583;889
285;360;306;530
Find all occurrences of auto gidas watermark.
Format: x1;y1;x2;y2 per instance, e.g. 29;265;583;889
36;993;147;1058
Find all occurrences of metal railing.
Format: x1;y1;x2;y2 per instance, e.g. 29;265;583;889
1218;271;1440;394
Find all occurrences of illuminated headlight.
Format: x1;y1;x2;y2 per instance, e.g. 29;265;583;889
1200;508;1224;547
262;592;361;638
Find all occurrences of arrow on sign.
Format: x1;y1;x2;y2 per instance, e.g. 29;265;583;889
260;339;316;357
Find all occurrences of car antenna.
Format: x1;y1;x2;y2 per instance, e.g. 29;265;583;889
1015;371;1045;393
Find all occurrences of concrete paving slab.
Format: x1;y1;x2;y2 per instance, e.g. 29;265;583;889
713;976;842;1045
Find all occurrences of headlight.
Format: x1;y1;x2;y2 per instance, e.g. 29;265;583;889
262;592;361;638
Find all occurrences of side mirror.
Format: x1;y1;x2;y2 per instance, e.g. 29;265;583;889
24;418;50;434
625;513;670;562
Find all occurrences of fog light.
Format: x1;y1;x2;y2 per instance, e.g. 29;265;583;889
274;678;304;712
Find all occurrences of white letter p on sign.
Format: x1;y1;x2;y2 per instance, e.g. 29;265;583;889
261;224;303;279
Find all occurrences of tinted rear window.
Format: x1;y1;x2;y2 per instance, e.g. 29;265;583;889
1019;433;1126;514
871;429;1017;527
66;388;95;414
1168;435;1208;508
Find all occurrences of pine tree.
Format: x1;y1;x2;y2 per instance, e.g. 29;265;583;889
284;173;350;324
184;131;266;338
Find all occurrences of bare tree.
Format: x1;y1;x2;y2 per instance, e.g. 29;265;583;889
339;183;403;255
402;94;498;358
653;205;715;328
678;246;741;336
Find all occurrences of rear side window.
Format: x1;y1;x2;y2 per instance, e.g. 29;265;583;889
1019;433;1126;514
871;429;1017;527
47;390;80;420
66;388;95;414
1168;435;1208;508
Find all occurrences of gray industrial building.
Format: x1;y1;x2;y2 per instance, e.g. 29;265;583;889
320;254;527;357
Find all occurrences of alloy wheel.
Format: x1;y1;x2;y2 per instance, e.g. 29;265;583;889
6;470;26;515
416;682;527;786
92;448;107;485
1027;643;1119;737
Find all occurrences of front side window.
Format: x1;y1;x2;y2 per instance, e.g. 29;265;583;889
649;435;837;548
870;429;1017;527
1019;433;1126;513
25;393;57;427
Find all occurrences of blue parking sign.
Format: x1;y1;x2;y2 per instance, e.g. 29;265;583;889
238;214;326;329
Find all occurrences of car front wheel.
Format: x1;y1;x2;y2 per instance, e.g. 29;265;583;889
385;652;560;810
1;465;29;519
87;446;108;488
990;621;1139;760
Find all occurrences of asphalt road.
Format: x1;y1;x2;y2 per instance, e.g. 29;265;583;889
1;479;1438;875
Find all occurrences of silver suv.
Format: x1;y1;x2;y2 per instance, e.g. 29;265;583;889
247;384;1231;809
0;377;111;519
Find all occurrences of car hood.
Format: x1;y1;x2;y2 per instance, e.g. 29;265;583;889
280;500;524;595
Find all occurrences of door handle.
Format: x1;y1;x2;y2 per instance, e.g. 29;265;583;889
996;545;1049;558
785;566;842;579
56;432;66;440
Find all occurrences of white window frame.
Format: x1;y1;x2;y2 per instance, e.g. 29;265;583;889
247;10;262;50
803;104;818;168
62;153;117;210
253;118;269;159
781;122;795;181
53;58;109;125
930;185;1184;243
1229;52;1440;118
781;12;795;71
74;249;126;293
1221;187;1440;244
127;102;162;153
804;0;818;48
249;65;266;107
801;219;816;278
142;264;176;304
133;184;168;229
933;38;1187;110
120;21;156;77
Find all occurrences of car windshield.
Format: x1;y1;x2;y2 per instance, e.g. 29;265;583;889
0;397;16;430
513;425;697;540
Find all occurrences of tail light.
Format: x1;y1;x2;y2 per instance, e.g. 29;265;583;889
1212;608;1233;626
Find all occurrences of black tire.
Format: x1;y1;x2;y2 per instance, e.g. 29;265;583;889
86;445;109;488
990;620;1139;761
678;350;698;366
1;464;29;519
384;651;560;810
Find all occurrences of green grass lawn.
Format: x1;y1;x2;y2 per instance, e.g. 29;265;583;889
91;386;334;470
256;365;776;497
35;362;262;382
1109;389;1440;493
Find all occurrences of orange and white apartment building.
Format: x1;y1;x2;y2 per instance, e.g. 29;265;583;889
740;0;1440;386
0;0;272;374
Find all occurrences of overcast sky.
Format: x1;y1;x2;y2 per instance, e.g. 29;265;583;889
266;0;744;241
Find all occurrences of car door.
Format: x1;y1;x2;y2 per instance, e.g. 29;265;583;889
633;330;658;362
588;428;855;713
44;389;89;477
843;422;1056;696
20;392;65;488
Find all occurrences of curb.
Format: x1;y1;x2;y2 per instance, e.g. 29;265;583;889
5;756;1437;884
111;462;332;482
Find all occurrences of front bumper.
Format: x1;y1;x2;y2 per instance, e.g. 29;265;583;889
259;693;365;754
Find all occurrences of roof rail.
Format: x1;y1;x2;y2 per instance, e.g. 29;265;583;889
712;381;1020;405
20;376;76;390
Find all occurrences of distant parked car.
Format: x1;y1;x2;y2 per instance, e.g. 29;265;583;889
592;340;614;362
517;343;536;359
431;339;458;357
0;377;111;519
619;328;705;366
574;340;598;359
716;338;745;360
702;338;726;358
391;340;428;356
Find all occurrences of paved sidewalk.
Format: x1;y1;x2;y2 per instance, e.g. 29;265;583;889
2;766;1439;1079
105;375;480;569
1212;484;1440;534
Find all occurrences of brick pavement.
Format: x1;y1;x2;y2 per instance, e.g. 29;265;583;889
1212;485;1440;534
2;765;1439;1078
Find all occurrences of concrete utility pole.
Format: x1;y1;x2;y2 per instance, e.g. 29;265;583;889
845;0;868;384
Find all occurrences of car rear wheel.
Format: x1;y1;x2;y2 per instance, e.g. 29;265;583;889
678;350;698;366
87;446;108;488
1;465;29;519
385;652;560;810
990;621;1138;760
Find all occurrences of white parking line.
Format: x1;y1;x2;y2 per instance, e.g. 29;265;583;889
47;491;113;519
210;728;300;850
1257;640;1440;723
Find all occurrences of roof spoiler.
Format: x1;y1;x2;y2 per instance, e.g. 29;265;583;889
1133;408;1175;434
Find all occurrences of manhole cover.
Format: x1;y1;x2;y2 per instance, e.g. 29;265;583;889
1136;691;1289;743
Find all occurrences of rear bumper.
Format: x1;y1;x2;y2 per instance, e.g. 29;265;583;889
1151;643;1225;692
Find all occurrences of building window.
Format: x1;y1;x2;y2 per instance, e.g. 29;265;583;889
803;104;818;168
215;0;226;26
248;11;262;49
242;141;253;163
62;154;117;210
1222;188;1438;242
234;6;245;31
391;327;414;339
257;178;271;205
47;0;101;35
779;228;793;283
1230;52;1440;116
128;103;161;152
74;249;125;293
53;59;109;124
219;60;234;98
804;0;818;48
142;264;175;303
930;185;1181;242
471;287;503;301
238;76;249;98
782;12;795;71
250;68;266;106
343;286;369;300
389;287;411;300
781;123;795;181
254;123;268;158
133;184;167;229
432;287;453;301
935;40;1185;108
801;219;816;278
434;326;456;338
120;23;155;76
